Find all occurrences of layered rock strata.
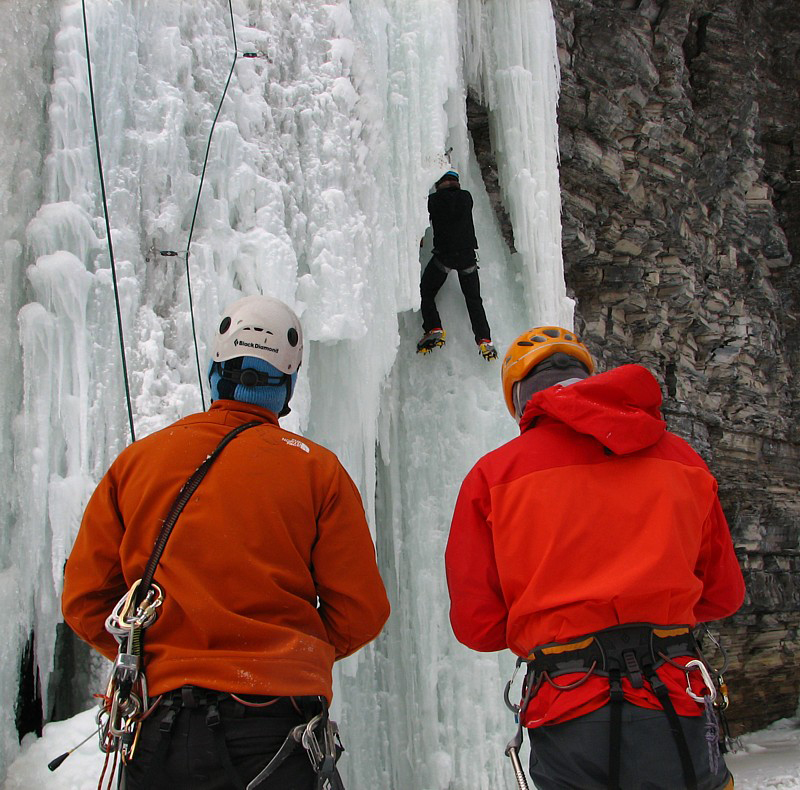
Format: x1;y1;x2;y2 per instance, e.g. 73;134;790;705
548;0;800;733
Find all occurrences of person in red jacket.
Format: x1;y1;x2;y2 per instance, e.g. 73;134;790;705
445;326;745;790
62;295;390;790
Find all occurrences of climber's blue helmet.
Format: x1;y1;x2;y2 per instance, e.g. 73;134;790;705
208;294;303;417
435;170;460;188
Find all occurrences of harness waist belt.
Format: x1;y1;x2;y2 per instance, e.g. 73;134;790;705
527;623;697;682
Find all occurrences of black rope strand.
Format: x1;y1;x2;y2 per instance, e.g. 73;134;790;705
81;0;136;443
183;0;240;411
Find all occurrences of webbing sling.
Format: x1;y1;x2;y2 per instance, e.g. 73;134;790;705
119;420;260;696
133;420;261;610
124;419;260;784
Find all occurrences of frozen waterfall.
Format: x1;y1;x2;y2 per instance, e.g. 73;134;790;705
1;1;570;787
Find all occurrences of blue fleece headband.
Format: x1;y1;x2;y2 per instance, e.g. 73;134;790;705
208;356;297;415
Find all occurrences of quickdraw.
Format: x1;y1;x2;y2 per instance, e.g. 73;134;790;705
96;580;164;765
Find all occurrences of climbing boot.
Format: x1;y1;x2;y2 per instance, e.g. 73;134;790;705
417;328;446;354
478;339;497;361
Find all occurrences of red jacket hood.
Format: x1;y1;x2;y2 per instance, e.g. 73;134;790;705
519;364;666;454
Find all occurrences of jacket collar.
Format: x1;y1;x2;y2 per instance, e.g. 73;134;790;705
209;399;280;426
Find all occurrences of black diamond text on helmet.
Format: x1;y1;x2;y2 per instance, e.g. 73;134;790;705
234;339;279;354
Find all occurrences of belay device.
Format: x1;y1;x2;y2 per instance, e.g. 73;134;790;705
501;623;738;790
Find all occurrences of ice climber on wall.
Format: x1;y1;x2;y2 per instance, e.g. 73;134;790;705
445;326;745;790
62;295;390;790
417;170;497;360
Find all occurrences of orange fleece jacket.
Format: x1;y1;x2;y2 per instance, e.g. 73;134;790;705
62;401;390;702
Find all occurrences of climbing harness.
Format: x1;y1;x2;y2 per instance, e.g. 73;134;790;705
502;623;734;790
94;420;259;786
81;0;244;423
124;687;344;790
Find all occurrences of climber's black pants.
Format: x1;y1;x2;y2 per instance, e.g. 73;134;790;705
527;701;733;790
420;253;491;343
120;689;318;790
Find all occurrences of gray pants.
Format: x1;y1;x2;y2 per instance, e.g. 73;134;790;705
528;702;732;790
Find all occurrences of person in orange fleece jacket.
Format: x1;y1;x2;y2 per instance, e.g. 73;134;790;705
445;326;745;790
62;295;390;790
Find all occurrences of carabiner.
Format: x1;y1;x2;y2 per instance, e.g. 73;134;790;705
684;659;717;704
301;713;325;769
120;580;164;629
504;658;524;714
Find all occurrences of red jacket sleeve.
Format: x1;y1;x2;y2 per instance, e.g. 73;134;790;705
693;493;746;622
312;465;390;659
62;469;127;661
445;465;508;651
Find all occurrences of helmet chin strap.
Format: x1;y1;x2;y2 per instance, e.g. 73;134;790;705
219;365;287;388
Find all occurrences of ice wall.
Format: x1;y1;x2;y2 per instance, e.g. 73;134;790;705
0;0;63;770
1;0;567;786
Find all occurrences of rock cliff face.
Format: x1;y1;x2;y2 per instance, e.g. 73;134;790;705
546;0;800;733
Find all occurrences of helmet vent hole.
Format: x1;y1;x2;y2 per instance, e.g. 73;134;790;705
532;335;546;342
517;340;534;346
287;327;299;347
542;329;559;338
219;317;231;334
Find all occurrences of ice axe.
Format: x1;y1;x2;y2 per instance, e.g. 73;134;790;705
47;724;102;771
505;725;530;790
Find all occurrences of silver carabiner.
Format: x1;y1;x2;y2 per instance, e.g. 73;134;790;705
685;659;717;704
301;713;325;769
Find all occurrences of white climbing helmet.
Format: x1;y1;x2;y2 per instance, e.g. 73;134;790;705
211;295;303;374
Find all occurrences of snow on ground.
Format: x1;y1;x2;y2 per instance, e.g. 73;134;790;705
4;706;800;790
726;718;800;790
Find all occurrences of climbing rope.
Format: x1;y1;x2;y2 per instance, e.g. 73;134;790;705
81;0;136;443
82;0;243;420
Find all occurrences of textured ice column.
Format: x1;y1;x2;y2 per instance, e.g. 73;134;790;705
336;2;567;788
0;0;70;776
2;2;568;788
462;0;573;328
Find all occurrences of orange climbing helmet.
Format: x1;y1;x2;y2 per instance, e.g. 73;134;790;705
501;326;595;419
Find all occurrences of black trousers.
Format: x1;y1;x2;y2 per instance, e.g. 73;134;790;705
420;254;491;343
527;701;733;790
120;691;317;790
